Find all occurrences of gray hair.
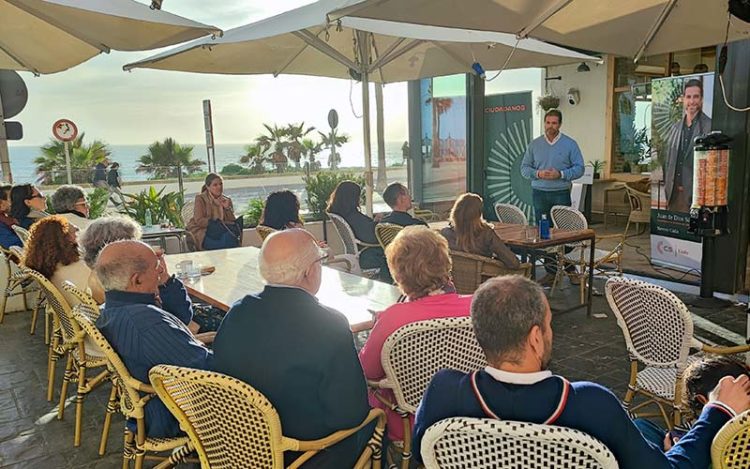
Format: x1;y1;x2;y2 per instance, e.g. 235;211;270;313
258;232;323;286
51;185;85;213
80;215;143;268
95;240;150;291
471;275;547;364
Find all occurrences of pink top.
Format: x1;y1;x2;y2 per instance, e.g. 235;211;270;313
358;292;472;440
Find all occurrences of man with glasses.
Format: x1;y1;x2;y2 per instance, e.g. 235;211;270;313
51;185;91;230
212;229;374;468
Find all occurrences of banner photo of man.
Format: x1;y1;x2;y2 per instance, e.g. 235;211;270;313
650;73;714;272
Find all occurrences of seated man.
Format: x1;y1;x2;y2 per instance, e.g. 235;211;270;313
684;356;750;423
95;240;213;438
212;229;372;468
379;182;427;227
413;275;750;468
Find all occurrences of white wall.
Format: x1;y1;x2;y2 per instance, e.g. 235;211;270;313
545;58;609;165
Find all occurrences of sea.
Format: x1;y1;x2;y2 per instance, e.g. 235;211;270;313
6;141;408;184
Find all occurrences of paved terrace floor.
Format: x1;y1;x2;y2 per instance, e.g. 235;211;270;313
0;275;747;468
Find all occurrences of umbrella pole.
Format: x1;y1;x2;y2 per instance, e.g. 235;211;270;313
0;92;12;183
358;31;374;216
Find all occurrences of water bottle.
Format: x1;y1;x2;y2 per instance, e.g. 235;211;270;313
539;214;550;240
144;208;153;228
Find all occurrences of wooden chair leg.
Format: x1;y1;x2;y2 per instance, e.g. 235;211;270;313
99;383;118;455
123;430;135;469
47;335;61;402
58;353;74;420
74;364;87;446
29;295;40;335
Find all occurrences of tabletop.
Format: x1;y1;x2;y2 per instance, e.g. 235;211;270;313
165;246;403;332
429;221;595;249
141;226;187;236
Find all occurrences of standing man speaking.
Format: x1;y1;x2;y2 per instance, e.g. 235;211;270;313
521;109;585;223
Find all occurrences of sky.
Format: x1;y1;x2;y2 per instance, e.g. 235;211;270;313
7;0;543;148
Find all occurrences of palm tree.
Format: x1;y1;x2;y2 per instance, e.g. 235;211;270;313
240;143;268;174
425;84;454;168
256;124;289;173
319;129;349;170
137;138;204;179
34;132;111;184
285;122;315;169
301;138;323;172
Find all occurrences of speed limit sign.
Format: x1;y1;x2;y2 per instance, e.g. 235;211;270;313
52;119;78;142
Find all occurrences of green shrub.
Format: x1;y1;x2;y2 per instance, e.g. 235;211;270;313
119;186;185;228
303;171;365;221
87;187;110;219
242;198;265;227
220;164;245;175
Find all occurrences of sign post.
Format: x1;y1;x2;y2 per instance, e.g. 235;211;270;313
202;100;216;173
52;119;78;184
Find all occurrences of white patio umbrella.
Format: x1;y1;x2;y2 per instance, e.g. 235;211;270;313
331;0;750;60
0;0;220;182
124;0;596;214
0;0;221;74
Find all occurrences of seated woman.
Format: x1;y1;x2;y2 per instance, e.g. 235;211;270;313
187;173;239;251
259;190;304;230
326;181;387;276
79;216;220;334
358;226;472;444
51;185;91;231
10;184;49;230
22;216;104;305
441;193;520;269
0;184;22;249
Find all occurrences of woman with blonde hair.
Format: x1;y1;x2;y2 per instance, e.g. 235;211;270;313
187;173;240;250
358;226;472;444
441;193;519;269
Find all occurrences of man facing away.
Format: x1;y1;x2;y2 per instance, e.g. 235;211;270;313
379;182;427;227
412;275;750;468
212;229;373;468
95;240;212;438
663;78;712;213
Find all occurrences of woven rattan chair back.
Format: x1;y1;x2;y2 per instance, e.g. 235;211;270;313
374;223;403;250
72;304;146;419
256;225;277;242
61;281;99;311
23;268;80;343
327;212;360;256
550;205;588;231
421;417;619;469
381;318;486;413
181;200;195;227
449;250;529;294
605;277;693;367
493;203;528;225
149;364;290;469
12;225;30;246
712;410;750;468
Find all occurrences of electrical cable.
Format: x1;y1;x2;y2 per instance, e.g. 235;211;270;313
485;38;521;82
349;79;362;119
717;14;750;112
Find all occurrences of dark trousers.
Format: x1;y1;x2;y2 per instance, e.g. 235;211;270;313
532;189;573;275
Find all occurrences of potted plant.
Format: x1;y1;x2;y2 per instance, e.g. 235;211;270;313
588;160;606;179
537;94;560;112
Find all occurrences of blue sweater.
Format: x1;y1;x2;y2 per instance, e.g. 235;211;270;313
521;134;585;191
413;369;732;468
97;290;212;438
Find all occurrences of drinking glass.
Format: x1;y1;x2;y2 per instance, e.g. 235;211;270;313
525;225;538;242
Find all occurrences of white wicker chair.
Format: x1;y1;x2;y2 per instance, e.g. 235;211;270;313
327;212;380;277
12;225;30;246
605;277;750;429
493;203;528;225
369;317;486;469
421;417;619;469
0;246;42;335
712;409;750;468
549;205;623;304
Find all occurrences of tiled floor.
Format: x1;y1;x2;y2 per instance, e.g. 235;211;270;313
0;278;746;468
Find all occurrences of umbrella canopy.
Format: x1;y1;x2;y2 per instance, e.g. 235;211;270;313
331;0;750;60
0;0;221;74
123;0;596;214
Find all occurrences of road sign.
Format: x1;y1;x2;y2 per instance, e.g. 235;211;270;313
0;71;28;119
52;119;78;142
4;122;22;140
328;109;338;129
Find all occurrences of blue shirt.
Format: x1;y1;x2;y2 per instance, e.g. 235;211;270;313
158;276;194;326
97;290;213;438
413;369;732;468
521;133;585;191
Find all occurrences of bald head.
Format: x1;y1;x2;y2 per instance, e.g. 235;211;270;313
96;240;160;293
259;228;324;293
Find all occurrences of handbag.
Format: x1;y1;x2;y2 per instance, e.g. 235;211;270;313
203;216;244;250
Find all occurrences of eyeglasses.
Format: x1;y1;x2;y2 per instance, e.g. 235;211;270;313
29;194;45;200
74;201;89;208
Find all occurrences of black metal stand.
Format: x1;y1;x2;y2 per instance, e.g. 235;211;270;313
700;236;716;299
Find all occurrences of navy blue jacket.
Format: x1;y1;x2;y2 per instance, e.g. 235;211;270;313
413;369;733;468
0;222;21;249
97;290;212;438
